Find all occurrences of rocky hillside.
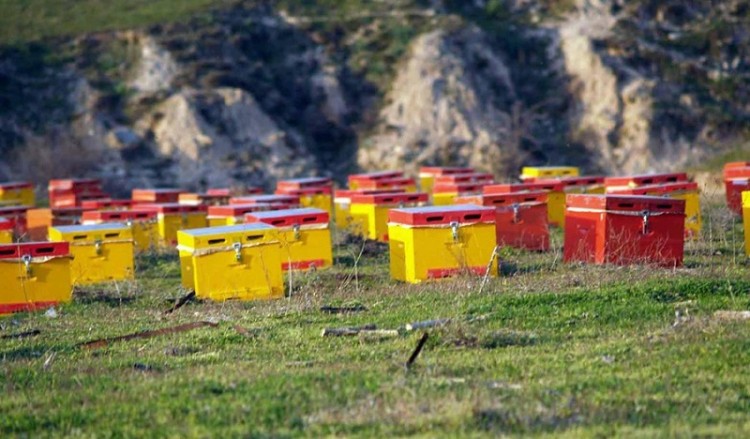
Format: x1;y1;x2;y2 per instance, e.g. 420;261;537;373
1;0;748;193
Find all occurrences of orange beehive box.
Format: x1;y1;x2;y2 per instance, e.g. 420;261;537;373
229;194;300;207
131;188;184;204
563;194;685;267
348;171;404;190
456;191;549;251
80;199;133;210
207;204;275;226
726;178;750;215
0;205;31;237
48;178;102;193
49;190;108;208
276;177;333;192
26;207;84;241
604;173;689;192
418;166;474;193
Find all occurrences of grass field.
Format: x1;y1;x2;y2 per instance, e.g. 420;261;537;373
2;195;750;437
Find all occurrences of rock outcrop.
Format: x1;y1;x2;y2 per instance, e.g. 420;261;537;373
359;26;522;176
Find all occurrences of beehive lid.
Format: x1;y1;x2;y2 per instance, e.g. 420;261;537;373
0;241;70;259
534;176;605;187
350;192;428;205
348;171;403;184
180;222;275;237
0;217;12;230
230;194;300;205
358;177;416;189
434;172;494;184
432;181;487;194
138;203;207;214
48;178;101;191
459;191;548;207
604;172;689;187
419;166;474;176
334;189;403;199
275;186;332;196
724;165;750;179
0;205;31;216
245;208;329;227
608;181;698;196
208;204;274;216
388;204;495;226
728;177;750;186
52;222;130;233
566;194;685;214
484;181;563;194
276;177;333;190
81;209;156;221
0;181;33;190
81;199;133;209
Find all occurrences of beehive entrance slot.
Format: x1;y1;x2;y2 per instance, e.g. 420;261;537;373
208;238;226;245
104;233;119;238
463;214;481;221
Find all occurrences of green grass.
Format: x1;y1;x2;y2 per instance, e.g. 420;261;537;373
0;0;237;44
1;200;750;436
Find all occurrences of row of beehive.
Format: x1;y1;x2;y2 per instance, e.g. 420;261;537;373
1;165;749;313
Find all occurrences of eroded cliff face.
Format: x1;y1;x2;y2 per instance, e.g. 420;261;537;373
359;27;522;176
1;1;747;189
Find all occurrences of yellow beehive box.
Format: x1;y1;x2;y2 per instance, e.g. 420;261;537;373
0;182;35;207
608;182;702;238
275;187;333;215
387;205;497;283
245;208;333;271
520;166;579;181
418;166;474;194
139;203;207;246
743;191;750;256
432;182;487;206
348;171;403;190
177;223;284;301
48;223;134;285
81;209;159;253
349;192;428;242
0;242;73;314
0;217;12;244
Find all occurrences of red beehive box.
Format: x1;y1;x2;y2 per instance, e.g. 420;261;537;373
419;166;474;176
535;176;605;189
276;177;333;192
725;178;750;215
456;191;549;251
275;186;332;196
356;177;417;191
229;194;300;207
604;173;689;191
563;194;685;267
26;207;84;241
80;199;133;210
81;208;156;222
348;171;404;189
131;188;184;204
434;172;494;185
483;182;563;194
0;205;31;235
48;178;102;193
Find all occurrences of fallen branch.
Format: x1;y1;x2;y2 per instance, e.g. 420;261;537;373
163;291;196;315
320;304;368;314
321;324;377;337
405;318;451;332
1;329;41;340
405;333;429;370
78;321;219;350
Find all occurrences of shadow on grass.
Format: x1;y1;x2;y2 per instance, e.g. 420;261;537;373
74;289;136;307
499;261;550;277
